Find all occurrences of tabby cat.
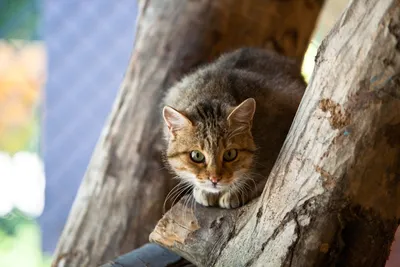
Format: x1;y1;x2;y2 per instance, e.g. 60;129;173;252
162;48;305;209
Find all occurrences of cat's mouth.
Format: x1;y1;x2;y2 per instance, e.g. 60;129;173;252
196;182;228;193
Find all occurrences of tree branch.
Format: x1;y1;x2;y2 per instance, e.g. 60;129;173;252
150;0;400;266
52;0;324;266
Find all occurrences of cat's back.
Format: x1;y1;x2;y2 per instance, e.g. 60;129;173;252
213;47;302;79
162;48;306;182
163;47;305;112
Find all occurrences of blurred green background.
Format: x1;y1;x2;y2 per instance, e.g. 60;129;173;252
0;0;49;266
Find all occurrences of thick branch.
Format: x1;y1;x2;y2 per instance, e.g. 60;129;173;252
150;0;400;266
52;0;323;266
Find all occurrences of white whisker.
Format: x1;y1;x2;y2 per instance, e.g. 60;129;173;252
183;192;194;222
163;180;192;213
242;174;257;192
171;184;192;208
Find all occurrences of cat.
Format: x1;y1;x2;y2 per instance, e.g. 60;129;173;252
162;47;306;209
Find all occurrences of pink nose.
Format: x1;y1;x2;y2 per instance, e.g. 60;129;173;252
210;176;219;184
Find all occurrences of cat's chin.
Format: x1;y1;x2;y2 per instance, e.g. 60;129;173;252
196;184;226;194
202;187;222;194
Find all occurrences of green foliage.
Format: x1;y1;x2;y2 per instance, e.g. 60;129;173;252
0;210;29;236
0;0;42;40
0;212;51;267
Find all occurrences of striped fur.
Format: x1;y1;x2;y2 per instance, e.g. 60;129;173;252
162;48;306;209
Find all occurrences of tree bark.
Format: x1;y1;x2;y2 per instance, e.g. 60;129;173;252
52;0;323;266
150;0;400;266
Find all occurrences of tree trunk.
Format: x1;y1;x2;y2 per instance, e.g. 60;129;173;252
150;0;400;266
52;0;323;266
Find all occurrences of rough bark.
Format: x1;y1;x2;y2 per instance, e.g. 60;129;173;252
150;0;400;266
52;0;323;266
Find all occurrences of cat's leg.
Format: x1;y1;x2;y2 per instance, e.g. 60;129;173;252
193;187;218;207
218;189;247;209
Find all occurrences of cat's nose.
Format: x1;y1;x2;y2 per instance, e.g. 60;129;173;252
209;176;219;185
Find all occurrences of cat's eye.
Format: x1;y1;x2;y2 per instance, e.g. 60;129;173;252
190;150;205;163
223;149;238;162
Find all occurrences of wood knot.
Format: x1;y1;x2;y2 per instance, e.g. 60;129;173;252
315;165;336;190
319;99;350;129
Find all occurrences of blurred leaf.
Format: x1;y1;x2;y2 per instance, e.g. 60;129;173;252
0;124;34;153
0;209;32;236
0;212;50;267
0;0;42;40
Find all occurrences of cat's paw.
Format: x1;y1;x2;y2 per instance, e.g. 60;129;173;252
218;191;242;209
193;187;218;207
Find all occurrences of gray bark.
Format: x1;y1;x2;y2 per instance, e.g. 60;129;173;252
150;0;400;266
52;0;323;266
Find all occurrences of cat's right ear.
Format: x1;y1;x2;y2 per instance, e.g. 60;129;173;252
227;98;256;126
163;106;192;135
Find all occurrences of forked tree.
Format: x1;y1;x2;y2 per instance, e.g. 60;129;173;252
151;0;400;266
53;0;400;266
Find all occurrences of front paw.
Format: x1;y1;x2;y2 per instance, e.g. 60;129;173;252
193;187;218;207
218;191;243;209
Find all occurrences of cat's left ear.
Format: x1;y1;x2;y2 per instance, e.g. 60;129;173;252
227;98;256;127
163;106;192;135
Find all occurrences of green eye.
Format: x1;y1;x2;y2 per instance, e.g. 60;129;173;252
223;149;238;162
190;150;205;163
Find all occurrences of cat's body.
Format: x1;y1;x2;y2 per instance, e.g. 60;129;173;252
162;48;306;209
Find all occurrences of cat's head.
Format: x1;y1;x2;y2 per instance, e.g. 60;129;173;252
162;98;257;193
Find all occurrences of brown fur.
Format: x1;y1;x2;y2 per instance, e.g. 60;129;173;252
162;47;306;209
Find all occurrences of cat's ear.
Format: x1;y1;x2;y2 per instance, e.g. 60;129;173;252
163;106;192;135
227;98;256;127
